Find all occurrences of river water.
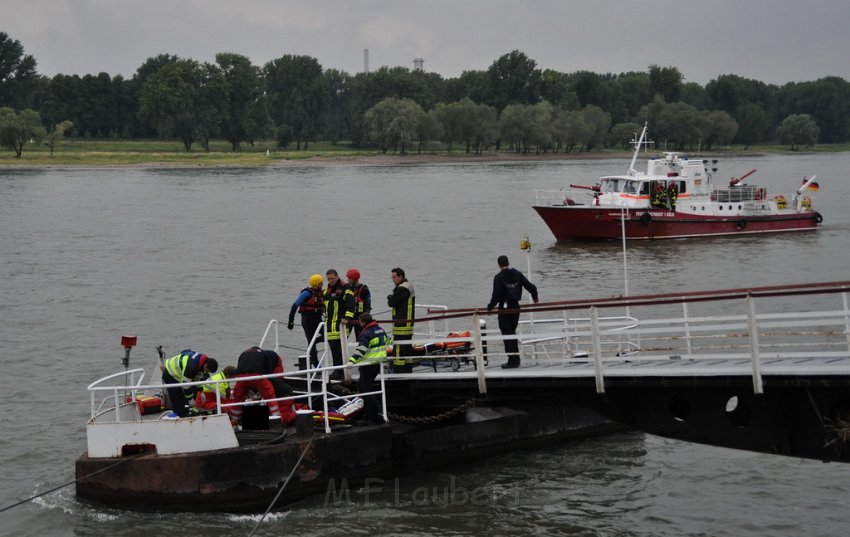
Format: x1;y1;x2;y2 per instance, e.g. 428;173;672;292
1;152;849;536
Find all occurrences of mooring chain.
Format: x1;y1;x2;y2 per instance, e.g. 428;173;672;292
388;398;477;425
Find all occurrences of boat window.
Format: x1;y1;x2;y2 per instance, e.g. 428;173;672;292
624;181;637;194
605;179;622;192
677;180;686;193
639;182;650;195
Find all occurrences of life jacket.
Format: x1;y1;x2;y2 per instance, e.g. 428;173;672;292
298;287;324;314
351;283;370;314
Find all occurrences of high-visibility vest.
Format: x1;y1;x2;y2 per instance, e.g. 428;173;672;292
164;350;196;382
202;371;230;395
349;325;389;364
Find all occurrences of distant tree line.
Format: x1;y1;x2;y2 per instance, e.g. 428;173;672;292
0;31;844;157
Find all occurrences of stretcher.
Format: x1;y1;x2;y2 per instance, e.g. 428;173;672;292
412;331;476;372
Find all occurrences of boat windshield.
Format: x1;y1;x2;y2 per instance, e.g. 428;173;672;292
601;178;623;193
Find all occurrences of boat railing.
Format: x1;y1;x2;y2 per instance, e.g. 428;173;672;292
709;185;768;203
87;361;389;434
534;188;594;206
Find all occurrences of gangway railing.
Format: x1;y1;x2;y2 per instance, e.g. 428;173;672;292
387;281;850;397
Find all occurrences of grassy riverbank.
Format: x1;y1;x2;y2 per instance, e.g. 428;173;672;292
2;139;849;167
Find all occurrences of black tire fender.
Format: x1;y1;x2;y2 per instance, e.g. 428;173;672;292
737;219;747;230
640;212;652;225
814;212;823;224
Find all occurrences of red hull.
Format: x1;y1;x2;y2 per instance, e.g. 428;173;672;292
533;206;821;241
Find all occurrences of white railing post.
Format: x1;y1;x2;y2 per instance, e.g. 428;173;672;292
379;362;388;423
591;307;605;394
472;312;487;395
683;301;693;356
342;326;352;384
746;295;764;394
843;292;850;355
322;368;331;434
113;388;122;422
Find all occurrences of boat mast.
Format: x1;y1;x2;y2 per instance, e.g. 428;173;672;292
628;123;649;177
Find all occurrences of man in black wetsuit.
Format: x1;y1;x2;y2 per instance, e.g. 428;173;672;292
486;255;539;369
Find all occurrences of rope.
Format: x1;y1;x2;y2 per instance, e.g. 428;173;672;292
0;451;148;514
248;434;315;537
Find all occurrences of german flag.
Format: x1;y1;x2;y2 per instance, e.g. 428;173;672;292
801;178;820;191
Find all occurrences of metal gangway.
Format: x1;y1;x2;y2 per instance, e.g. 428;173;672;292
328;281;850;398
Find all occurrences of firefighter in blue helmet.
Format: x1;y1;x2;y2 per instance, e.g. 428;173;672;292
347;313;389;424
161;350;218;417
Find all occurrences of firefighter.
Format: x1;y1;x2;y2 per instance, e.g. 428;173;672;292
195;365;236;412
486;255;539;369
230;347;292;424
387;267;415;373
287;274;324;366
324;269;355;379
346;268;371;338
347;313;389;424
161;350;218;417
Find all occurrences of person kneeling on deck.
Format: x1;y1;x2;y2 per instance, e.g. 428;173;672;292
486;255;539;369
347;313;389;424
161;350;218;417
231;347;294;425
195;365;237;413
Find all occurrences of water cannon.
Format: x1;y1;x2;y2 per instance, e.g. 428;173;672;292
121;335;137;370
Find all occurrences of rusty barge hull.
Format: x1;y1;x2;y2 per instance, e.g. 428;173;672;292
75;405;616;512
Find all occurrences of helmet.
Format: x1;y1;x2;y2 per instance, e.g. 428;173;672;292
308;274;323;288
346;268;361;281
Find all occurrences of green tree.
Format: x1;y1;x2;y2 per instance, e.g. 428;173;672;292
0;32;39;110
434;101;462;152
0;107;46;157
580;105;611;150
777;114;819;151
139;59;225;151
648;65;683;102
129;54;181;137
779;77;850;143
444;70;489;103
216;53;266;151
264;54;326;150
499;103;527;153
414;108;443;154
734;103;769;149
702;110;738;149
562;110;593;153
322;68;351;143
362;97;422;154
43;120;73;157
609;122;641;150
486;50;542;110
468;101;499;155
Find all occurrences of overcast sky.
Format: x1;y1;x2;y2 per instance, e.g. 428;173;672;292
6;0;850;86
